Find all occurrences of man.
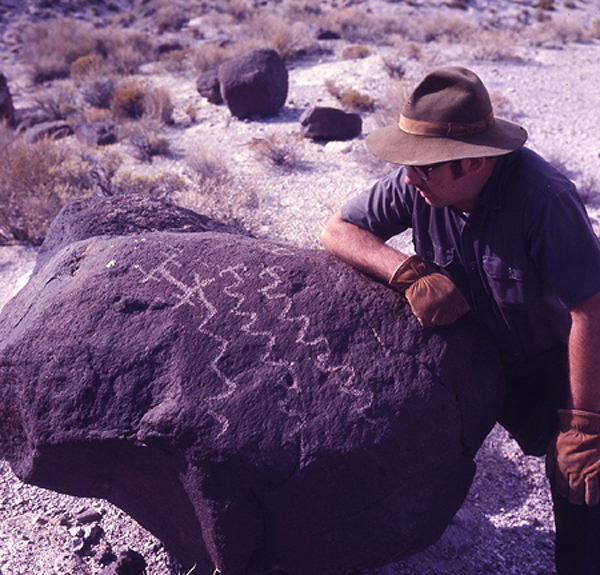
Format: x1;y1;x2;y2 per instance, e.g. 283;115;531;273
321;66;600;574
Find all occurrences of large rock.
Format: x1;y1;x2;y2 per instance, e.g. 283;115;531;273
218;49;288;119
0;73;15;127
0;198;504;575
34;194;248;273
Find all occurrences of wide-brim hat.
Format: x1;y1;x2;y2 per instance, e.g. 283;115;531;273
366;67;527;165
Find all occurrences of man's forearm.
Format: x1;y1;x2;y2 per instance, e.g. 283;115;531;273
320;210;408;283
568;292;600;412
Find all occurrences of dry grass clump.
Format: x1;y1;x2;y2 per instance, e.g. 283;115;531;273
111;170;185;199
129;129;172;163
0;130;85;244
325;79;375;112
192;43;235;73
249;133;303;170
110;81;148;120
19;17;155;83
33;82;81;121
342;45;371;60
20;18;99;83
182;145;259;227
144;87;175;125
243;14;314;61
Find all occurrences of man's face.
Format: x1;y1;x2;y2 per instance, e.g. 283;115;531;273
405;160;479;213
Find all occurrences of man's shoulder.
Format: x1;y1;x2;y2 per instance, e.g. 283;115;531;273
501;147;576;200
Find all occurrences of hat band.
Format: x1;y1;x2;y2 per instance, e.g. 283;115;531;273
399;112;495;138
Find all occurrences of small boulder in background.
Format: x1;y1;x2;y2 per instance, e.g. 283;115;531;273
196;68;223;104
218;49;288;119
300;106;362;141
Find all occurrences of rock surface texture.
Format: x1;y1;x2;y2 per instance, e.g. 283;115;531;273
0;198;504;575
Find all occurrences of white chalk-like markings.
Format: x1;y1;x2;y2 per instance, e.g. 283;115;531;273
136;246;374;437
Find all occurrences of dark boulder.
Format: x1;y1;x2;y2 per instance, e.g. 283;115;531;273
300;106;362;141
73;121;118;147
34;194;248;273
218;49;288;119
0;198;504;575
0;73;15;127
196;68;223;104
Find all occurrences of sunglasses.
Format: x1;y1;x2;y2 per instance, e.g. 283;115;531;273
408;161;448;181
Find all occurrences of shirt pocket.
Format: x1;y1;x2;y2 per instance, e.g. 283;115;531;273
482;255;541;306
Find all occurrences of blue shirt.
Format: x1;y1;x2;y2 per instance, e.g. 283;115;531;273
341;148;600;359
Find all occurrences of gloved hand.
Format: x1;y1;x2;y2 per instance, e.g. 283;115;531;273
389;255;470;328
551;409;600;506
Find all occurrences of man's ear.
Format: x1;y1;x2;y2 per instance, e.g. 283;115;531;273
466;157;487;173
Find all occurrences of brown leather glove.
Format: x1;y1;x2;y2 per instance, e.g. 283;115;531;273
389;255;470;328
551;409;600;506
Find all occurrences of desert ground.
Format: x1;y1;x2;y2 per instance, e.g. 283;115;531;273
1;0;600;573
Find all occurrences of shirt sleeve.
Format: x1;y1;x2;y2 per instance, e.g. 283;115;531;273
340;168;412;241
528;186;600;309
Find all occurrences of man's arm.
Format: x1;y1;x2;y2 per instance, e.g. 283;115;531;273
320;210;409;283
568;291;600;411
551;291;600;506
320;210;470;327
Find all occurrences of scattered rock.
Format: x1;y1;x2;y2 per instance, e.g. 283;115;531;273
196;68;223;104
0;72;15;127
75;508;104;525
0;198;504;575
22;120;73;143
218;49;288;119
300;106;362;141
99;549;146;575
73;121;118;147
317;30;341;40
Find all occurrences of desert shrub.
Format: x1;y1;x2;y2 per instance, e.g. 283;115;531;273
111;170;185;198
145;87;174;125
470;30;523;62
325;80;375;112
0;133;83;244
96;30;154;75
156;7;189;33
249;133;303;170
342;45;371;60
373;79;413;128
382;54;406;78
244;14;312;60
181;145;258;227
129;130;172;163
110;81;147;119
20;18;99;83
221;0;254;22
33;83;81;121
70;54;106;79
192;43;234;73
536;0;555;10
525;15;587;46
419;12;478;42
578;176;599;205
590;18;600;39
82;78;117;109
